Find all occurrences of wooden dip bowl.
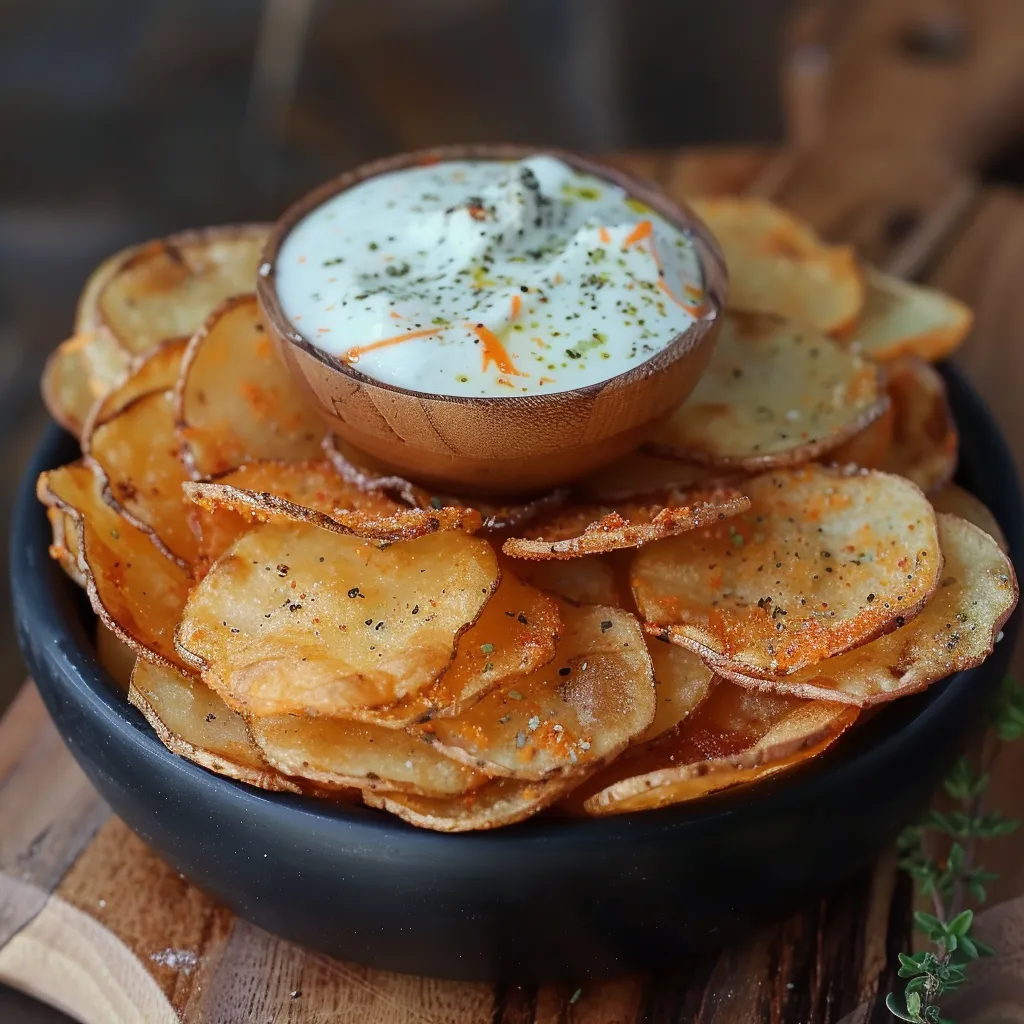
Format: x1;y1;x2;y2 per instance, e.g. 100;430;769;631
257;145;726;496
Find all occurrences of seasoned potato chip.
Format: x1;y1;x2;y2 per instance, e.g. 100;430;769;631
176;295;324;476
250;715;486;796
38;462;192;669
581;682;857;814
96;225;268;354
634;464;942;677
364;775;577;832
717;515;1017;705
83;337;189;434
85;389;198;566
423;605;654;779
503;489;750;560
47;506;86;587
844;266;973;363
689;197;864;333
576;451;740;502
129;659;302;792
186;460;399;569
514;557;627;607
41;331;130;437
643;637;715;742
96;623;137;691
826;400;894;470
323;434;567;532
184;479;478;546
882;357;958;494
932;484;1008;553
647;313;886;469
176;524;499;716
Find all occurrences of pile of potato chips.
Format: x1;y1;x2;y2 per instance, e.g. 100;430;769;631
38;199;1017;831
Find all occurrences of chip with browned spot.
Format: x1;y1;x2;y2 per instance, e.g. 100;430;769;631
633;464;942;677
579;682;857;815
689;197;864;334
502;489;750;560
175;524;499;717
647;313;887;469
176;294;324;476
422;604;654;779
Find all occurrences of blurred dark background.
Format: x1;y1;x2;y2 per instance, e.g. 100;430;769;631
0;3;791;1017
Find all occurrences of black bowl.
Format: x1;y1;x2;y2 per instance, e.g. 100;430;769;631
11;364;1022;983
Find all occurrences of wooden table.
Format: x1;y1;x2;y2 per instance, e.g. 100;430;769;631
7;2;1024;1019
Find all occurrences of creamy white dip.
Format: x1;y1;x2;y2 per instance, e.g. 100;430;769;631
275;155;705;397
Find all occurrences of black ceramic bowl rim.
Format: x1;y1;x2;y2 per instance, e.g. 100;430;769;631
11;362;1024;980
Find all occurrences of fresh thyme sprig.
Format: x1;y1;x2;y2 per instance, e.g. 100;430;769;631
886;676;1024;1023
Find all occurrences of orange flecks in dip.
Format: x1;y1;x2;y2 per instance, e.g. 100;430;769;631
340;327;441;364
470;323;526;377
623;219;653;248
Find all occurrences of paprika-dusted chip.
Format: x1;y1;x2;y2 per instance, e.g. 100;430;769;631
250;714;486;796
323;434;567;532
86;389;198;566
634;464;942;677
715;515;1016;705
187;459;399;568
176;294;324;476
881;357;958;494
129;659;301;792
96;225;268;354
689;197;864;333
514;556;627;607
423;605;654;779
581;682;856;814
175;524;499;717
41;330;130;437
38;462;192;670
931;484;1008;553
643;637;716;742
503;489;750;560
844;266;973;363
185;479;480;545
648;313;886;469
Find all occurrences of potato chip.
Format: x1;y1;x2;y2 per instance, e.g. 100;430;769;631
643;637;716;742
322;434;567;532
844;266;973;363
85;389;198;566
881;357;958;494
41;331;131;437
83;337;189;434
633;464;942;677
186;460;399;569
581;682;857;815
689;197;864;333
364;775;577;832
503;489;751;560
422;605;654;779
184;478;481;547
47;506;86;587
716;515;1017;705
38;462;192;670
825;400;894;470
932;484;1008;553
250;714;486;796
175;524;499;717
647;313;887;469
95;225;268;354
129;659;302;791
514;557;626;606
575;451;740;502
96;623;137;691
176;294;324;477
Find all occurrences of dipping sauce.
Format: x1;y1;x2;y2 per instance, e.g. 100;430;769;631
275;155;706;398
